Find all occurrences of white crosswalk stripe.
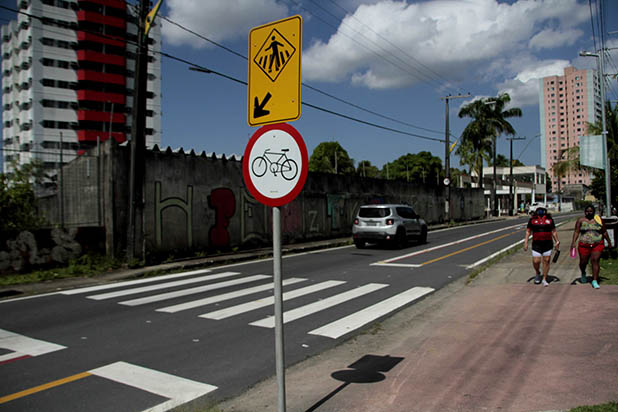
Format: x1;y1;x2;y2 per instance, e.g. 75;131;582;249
308;286;434;339
249;283;388;328
61;268;435;340
156;278;307;313
60;269;213;295
199;280;346;320
119;275;272;306
87;271;241;300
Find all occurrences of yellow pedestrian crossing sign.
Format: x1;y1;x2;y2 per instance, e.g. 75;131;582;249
248;15;302;127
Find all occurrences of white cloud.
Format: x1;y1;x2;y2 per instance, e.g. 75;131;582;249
162;0;289;48
497;60;571;108
529;28;583;50
303;0;589;89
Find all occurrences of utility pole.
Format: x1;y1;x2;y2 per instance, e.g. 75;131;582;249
441;94;471;222
127;0;150;260
507;137;525;216
580;46;611;215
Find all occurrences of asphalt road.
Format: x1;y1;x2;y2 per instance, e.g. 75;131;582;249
0;214;576;411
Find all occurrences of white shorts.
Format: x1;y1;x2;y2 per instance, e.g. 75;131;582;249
532;249;552;257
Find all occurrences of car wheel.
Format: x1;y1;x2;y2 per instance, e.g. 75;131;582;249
418;226;427;244
354;239;366;249
395;227;407;249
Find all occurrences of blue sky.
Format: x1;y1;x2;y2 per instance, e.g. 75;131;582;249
2;0;618;171
159;0;618;170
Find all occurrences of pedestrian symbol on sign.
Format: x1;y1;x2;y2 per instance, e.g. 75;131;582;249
254;28;296;82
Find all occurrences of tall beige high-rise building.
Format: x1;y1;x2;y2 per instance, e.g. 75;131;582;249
539;66;602;189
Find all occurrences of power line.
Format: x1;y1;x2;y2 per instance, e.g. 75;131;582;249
159;12;446;136
184;64;443;142
322;0;463;94
2;3;445;143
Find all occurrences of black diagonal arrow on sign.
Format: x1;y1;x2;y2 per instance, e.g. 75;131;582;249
253;92;272;118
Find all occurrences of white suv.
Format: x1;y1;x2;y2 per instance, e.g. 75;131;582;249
528;202;548;214
352;204;427;248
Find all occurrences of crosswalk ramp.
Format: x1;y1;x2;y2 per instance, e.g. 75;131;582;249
60;270;434;339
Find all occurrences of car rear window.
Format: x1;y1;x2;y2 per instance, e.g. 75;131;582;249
359;207;391;218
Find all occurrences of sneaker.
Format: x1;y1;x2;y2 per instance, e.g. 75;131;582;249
534;274;542;284
542;279;549;287
580;274;587;284
592;280;600;289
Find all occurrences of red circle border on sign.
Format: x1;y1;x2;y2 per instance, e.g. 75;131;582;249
243;123;308;207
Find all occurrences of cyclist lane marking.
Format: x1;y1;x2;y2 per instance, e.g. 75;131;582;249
372;224;525;268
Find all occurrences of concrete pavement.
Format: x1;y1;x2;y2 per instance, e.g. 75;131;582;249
217;221;618;412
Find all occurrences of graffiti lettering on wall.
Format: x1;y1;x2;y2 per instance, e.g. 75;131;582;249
241;190;267;244
308;210;319;232
327;194;345;230
0;228;82;272
155;181;193;249
208;188;235;248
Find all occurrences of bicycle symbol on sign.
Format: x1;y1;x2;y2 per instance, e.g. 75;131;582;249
251;148;298;181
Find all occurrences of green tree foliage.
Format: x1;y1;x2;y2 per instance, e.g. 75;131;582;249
458;93;522;188
487;154;525;167
0;161;46;241
356;160;381;178
381;151;443;185
309;141;355;175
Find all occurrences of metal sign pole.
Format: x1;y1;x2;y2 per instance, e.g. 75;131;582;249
273;206;286;412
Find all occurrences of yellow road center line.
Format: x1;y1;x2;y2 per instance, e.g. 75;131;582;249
0;371;91;404
421;231;516;266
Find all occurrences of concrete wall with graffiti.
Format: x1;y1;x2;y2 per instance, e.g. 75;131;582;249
143;146;485;255
22;140;484;264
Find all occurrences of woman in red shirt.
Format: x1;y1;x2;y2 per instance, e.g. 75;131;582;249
523;207;559;286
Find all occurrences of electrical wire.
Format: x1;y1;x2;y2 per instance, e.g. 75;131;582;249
160;14;447;136
1;4;445;144
322;0;463;94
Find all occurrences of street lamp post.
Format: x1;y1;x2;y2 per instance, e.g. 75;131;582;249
580;50;611;214
507;136;525;216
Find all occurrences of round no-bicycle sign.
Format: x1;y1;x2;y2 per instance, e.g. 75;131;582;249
243;123;308;207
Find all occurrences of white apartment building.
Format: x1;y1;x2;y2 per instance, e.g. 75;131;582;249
1;0;161;174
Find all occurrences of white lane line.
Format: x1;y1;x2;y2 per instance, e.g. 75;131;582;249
119;274;272;306
87;272;240;300
156;278;307;313
373;222;526;266
89;361;217;412
465;220;569;269
308;286;435;339
199;280;346;320
0;329;66;363
369;263;422;268
60;269;213;295
249;283;389;328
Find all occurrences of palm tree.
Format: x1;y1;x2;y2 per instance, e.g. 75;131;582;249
457;100;493;189
458;93;522;189
459;93;521;215
552;146;582;211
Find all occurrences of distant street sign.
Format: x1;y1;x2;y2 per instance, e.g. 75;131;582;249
443;178;450;186
243;123;308;206
248;15;302;127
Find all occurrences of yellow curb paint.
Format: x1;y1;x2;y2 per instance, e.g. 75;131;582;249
0;371;91;404
421;232;515;266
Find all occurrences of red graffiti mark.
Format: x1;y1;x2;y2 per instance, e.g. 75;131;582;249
208;188;235;248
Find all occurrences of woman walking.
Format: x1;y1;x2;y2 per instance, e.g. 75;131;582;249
570;205;612;289
524;207;559;286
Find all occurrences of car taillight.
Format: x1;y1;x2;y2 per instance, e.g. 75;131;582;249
386;219;394;225
354;218;359;225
